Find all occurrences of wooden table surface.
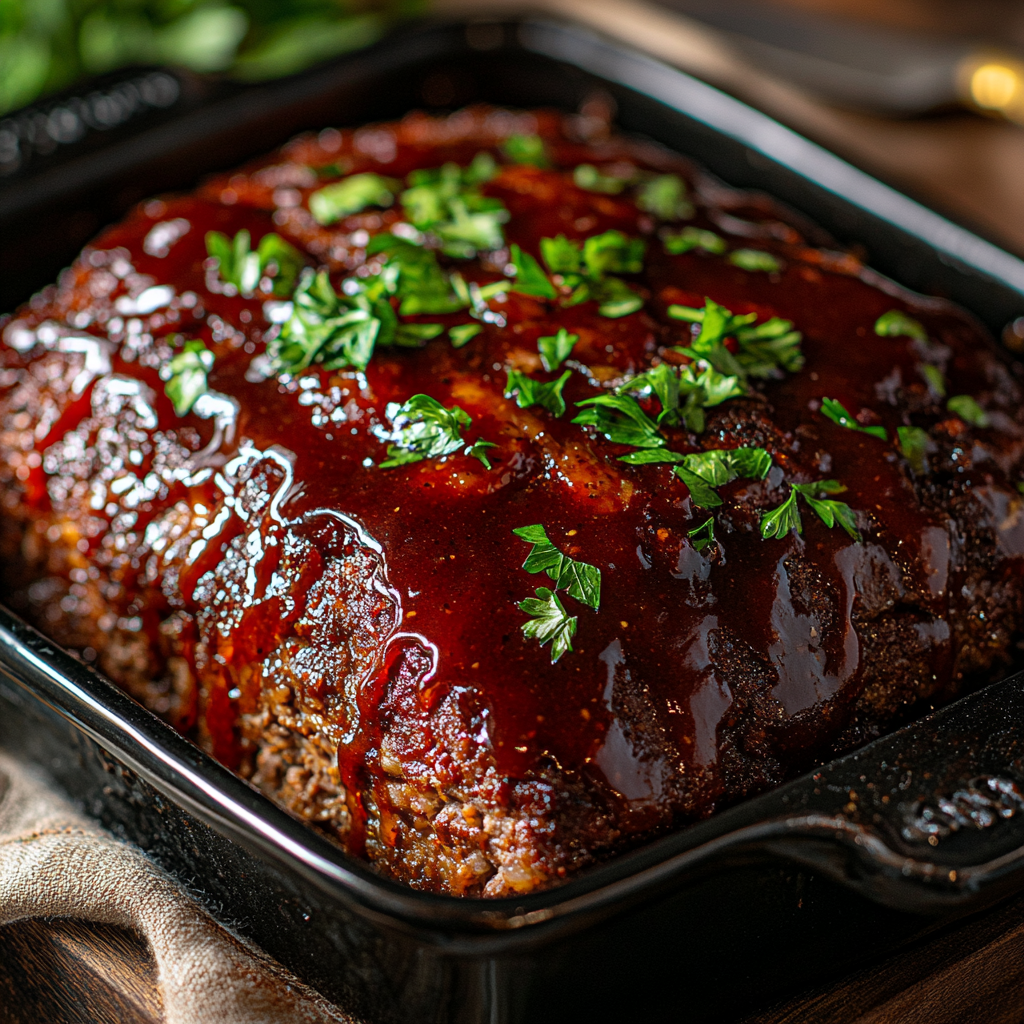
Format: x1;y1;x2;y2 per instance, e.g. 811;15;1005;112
6;1;1024;1021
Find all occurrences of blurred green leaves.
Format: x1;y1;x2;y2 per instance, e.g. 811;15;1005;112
0;0;424;116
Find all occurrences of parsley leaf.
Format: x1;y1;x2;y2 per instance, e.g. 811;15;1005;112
506;369;572;417
206;229;304;297
728;249;782;273
636;174;693;220
673;446;772;508
508;243;556;299
449;323;483;348
513;524;602;610
617;360;744;433
400;159;508;258
308;172;399;225
573;393;665;449
519;587;577;663
669;297;803;380
760;480;860;541
162;339;213;416
897;425;930;474
573;163;629;194
688;516;715;552
875;310;926;341
537;327;578;371
380;394;495;469
539;231;645;318
268;268;387;374
663;226;725;255
366;234;467;315
919;363;946;398
947;394;990;427
820;397;887;440
502;134;547;167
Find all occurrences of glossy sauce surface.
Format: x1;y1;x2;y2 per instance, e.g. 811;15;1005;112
5;108;1024;847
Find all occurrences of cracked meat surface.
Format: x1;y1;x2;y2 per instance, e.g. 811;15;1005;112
2;106;1024;896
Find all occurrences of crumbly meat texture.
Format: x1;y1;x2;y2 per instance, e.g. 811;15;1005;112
2;106;1024;896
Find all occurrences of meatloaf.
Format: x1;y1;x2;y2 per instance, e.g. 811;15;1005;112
2;106;1024;896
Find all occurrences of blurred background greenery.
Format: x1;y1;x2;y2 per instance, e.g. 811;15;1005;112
0;0;425;116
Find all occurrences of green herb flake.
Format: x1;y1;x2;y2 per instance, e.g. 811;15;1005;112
947;394;990;428
617;360;744;433
502;134;548;167
688;516;715;552
760;480;860;542
380;393;494;469
519;587;577;663
506;369;572;417
820;397;887;440
663;227;726;255
919;363;947;398
539;231;645;319
636;174;693;220
728;249;782;273
508;243;556;299
537;327;579;371
573;163;629;194
449;323;483;348
669;297;803;380
875;310;926;341
308;172;400;225
672;447;772;508
573;393;665;449
206;229;304;297
513;524;602;610
163;339;213;416
366;234;467;316
897;425;930;475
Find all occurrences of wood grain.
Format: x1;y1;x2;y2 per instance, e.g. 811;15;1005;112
0;919;162;1024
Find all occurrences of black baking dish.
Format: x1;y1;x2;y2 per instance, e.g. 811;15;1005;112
4;17;1024;1024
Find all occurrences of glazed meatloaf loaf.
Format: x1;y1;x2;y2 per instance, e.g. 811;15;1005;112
2;106;1024;896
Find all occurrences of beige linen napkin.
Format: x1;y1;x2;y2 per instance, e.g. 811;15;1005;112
0;751;357;1024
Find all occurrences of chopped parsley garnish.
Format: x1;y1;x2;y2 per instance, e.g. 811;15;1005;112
206;229;304;297
507;243;557;299
820;397;887;440
573;393;664;449
728;249;782;273
636;174;693;220
449;323;483;348
513;524;602;610
502;134;548;167
540;230;645;318
663;227;725;255
308;172;399;225
268;268;391;373
688;516;715;552
380;394;496;469
897;425;929;474
400;155;507;258
668;297;803;380
617;360;744;433
366;234;466;315
875;310;926;341
760;481;860;541
672;447;772;508
162;338;213;416
573;163;629;194
919;363;946;397
519;588;577;664
514;524;602;663
538;327;578;371
947;394;990;428
506;369;572;417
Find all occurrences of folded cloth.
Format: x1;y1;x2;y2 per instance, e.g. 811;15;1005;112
0;751;357;1024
